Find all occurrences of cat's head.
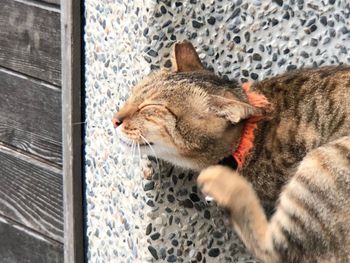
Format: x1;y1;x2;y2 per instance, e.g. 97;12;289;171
113;41;261;170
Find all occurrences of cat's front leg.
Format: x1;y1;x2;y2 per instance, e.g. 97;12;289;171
198;166;249;209
198;165;279;263
141;158;154;180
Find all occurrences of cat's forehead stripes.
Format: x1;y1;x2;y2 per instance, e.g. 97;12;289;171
132;70;239;96
130;74;212;113
138;101;164;109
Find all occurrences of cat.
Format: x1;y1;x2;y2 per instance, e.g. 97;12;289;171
112;41;350;263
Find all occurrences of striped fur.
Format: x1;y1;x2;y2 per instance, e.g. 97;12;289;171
114;41;350;262
199;137;350;262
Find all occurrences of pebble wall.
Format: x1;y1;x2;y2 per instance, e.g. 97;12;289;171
84;0;350;262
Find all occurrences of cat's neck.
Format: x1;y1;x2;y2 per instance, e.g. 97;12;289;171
238;81;279;172
231;83;272;169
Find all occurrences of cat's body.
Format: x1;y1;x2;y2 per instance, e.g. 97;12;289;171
113;41;350;262
242;66;350;203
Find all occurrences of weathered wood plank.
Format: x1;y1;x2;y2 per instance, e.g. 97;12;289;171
17;0;61;7
0;215;63;263
40;0;60;6
0;0;61;85
0;68;62;165
0;145;63;242
61;0;84;261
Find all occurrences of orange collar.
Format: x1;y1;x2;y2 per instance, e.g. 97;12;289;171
232;83;271;170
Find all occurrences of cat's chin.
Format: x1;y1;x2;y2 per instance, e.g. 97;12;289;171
117;137;151;150
153;153;203;171
116;128;154;150
161;156;226;172
138;144;199;171
116;135;208;171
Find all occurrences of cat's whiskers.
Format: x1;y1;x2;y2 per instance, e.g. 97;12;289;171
130;140;140;179
132;140;140;179
134;141;142;180
113;129;144;179
137;143;144;179
73;121;87;125
131;140;135;162
139;134;160;175
114;128;121;152
133;140;137;160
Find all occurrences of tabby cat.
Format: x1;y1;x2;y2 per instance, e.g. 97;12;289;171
113;41;350;263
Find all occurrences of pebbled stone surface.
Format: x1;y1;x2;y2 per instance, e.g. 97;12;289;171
85;0;350;262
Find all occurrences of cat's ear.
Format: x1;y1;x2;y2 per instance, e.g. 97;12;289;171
172;41;204;72
208;95;261;123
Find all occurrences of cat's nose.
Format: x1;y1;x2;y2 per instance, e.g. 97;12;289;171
112;115;123;128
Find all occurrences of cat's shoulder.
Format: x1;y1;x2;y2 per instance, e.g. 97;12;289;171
255;65;350;93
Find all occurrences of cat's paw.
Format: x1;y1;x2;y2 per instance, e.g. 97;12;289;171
142;165;154;180
141;159;154;180
197;165;242;208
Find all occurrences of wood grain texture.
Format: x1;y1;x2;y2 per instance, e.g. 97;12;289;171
0;145;63;242
0;0;61;85
0;68;62;165
0;215;63;263
61;0;84;261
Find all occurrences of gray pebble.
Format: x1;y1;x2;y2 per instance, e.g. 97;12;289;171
244;31;250;42
207;16;216;25
320;16;327;26
283;11;290;20
160;5;167;14
159;247;167;259
340;26;349;34
148;246;159;260
207;238;214;249
171;239;179;246
150;232;161;240
277;58;286;66
213;231;223;239
306;18;316;27
227;8;241;21
208;248;220;257
162;20;172;28
233;36;241;44
250;72;259;80
287;64;297;71
272;0;283;6
167;194;175;203
146;223;152;235
329;28;336;37
180;199;194;208
223;60;231;68
147;49;158;57
300;51;309;58
143;181;155;191
167;247;174;254
252;53;262;61
310;38;318;47
192;20;204;28
167;255;177;262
